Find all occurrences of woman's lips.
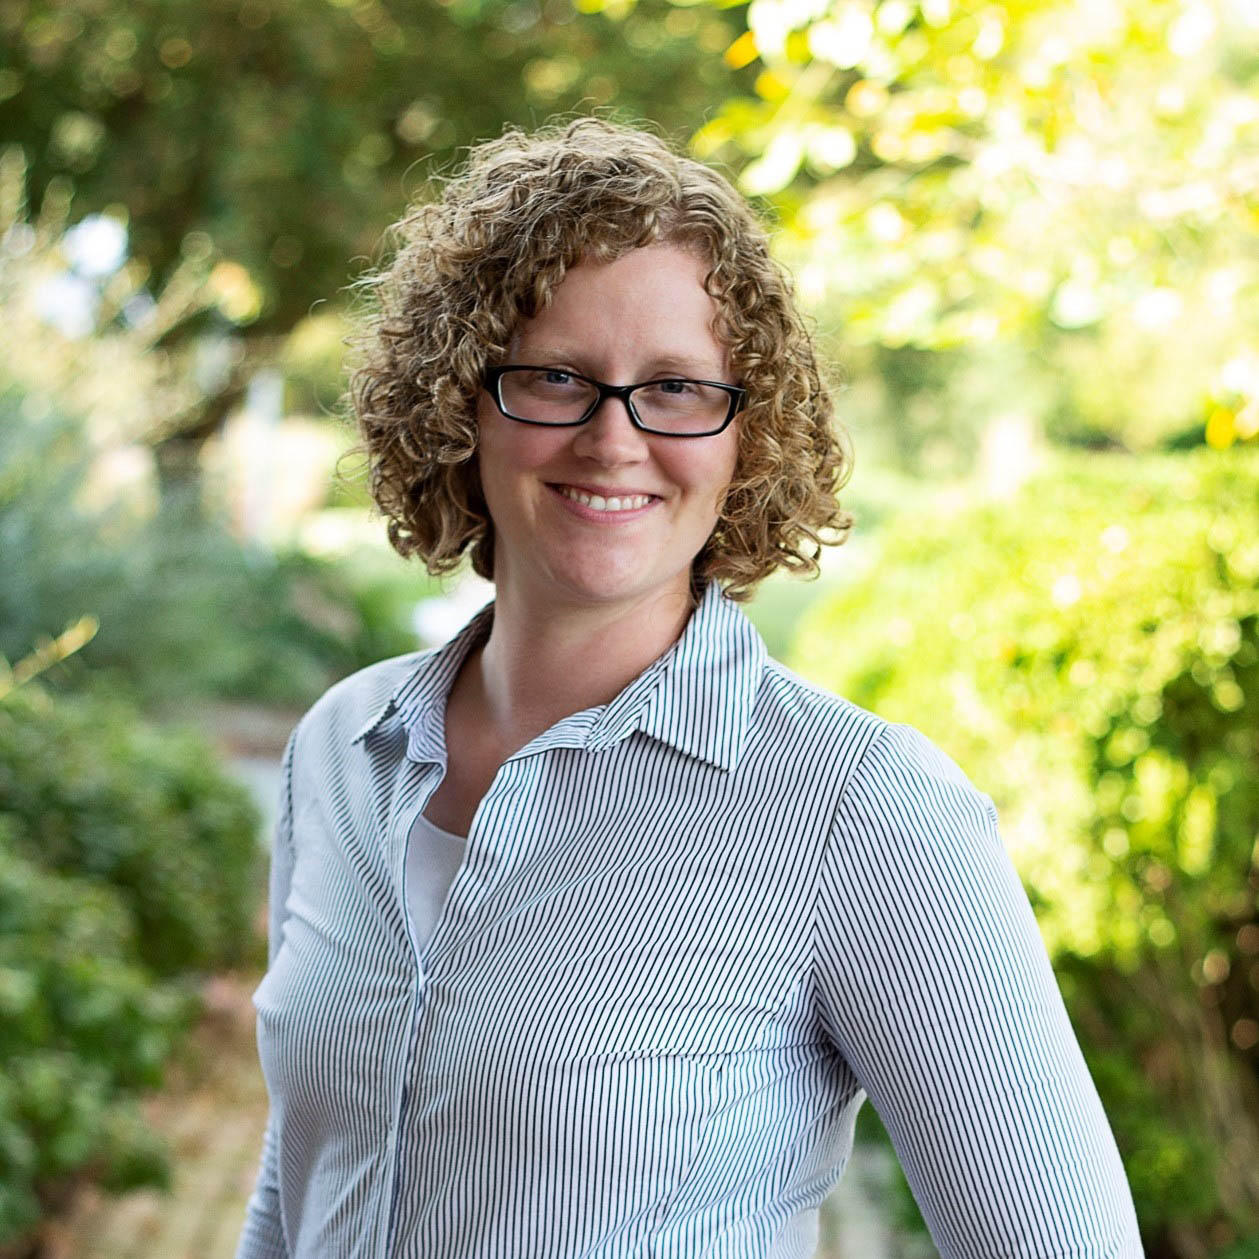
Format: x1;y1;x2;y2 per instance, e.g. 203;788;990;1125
547;483;661;521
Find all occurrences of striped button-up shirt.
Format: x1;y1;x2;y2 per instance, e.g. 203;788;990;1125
236;580;1144;1259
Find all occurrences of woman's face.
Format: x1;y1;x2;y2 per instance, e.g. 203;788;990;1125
475;243;740;618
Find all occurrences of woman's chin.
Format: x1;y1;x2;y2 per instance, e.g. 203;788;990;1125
526;559;690;614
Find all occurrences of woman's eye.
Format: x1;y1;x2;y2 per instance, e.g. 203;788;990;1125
521;369;585;394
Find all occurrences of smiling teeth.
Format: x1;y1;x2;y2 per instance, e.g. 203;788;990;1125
559;487;653;512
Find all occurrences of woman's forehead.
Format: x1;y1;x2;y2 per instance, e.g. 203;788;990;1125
508;245;730;373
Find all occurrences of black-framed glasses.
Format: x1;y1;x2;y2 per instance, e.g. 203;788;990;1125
483;365;746;437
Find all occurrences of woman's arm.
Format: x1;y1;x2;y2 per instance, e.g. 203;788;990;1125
234;731;298;1259
814;722;1144;1259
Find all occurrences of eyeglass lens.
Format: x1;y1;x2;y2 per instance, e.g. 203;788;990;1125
498;368;732;435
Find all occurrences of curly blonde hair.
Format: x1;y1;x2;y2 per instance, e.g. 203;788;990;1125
349;117;852;601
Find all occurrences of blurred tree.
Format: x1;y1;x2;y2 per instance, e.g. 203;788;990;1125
0;0;751;485
7;0;1258;473
695;0;1259;454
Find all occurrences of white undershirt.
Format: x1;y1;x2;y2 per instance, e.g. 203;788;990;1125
403;811;468;956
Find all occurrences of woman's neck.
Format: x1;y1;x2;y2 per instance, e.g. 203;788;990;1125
470;581;695;752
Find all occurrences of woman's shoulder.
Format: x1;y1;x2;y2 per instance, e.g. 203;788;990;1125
757;658;994;820
289;647;435;751
754;656;887;754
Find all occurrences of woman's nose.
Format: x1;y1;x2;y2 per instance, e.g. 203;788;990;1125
571;395;650;464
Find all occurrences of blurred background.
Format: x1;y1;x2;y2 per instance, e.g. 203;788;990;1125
1;0;1257;1255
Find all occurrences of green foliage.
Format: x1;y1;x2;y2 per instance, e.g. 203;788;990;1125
0;687;261;975
700;0;1259;347
0;403;119;665
0;676;262;1245
0;825;191;1244
0;398;419;708
0;0;755;457
693;0;1259;462
0;0;751;342
294;546;434;673
80;504;415;708
796;448;1259;1252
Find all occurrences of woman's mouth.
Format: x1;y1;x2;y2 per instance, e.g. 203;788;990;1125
552;485;659;513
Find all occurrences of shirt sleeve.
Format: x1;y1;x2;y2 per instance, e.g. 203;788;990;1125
814;722;1145;1259
234;730;297;1259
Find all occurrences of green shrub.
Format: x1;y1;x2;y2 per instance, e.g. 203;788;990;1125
795;448;1259;1257
0;688;261;975
0;679;264;1248
0;825;192;1244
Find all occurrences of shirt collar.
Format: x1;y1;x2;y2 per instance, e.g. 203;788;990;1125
350;597;495;752
351;581;766;772
590;581;766;771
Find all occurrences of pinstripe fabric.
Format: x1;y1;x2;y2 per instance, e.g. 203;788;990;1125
235;580;1144;1259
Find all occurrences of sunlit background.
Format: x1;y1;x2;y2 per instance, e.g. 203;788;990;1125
2;0;1257;1256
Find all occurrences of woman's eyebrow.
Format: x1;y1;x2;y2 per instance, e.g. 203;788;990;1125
640;356;727;377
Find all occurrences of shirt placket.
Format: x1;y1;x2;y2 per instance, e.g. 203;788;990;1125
382;744;549;1258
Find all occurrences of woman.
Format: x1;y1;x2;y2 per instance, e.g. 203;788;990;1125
236;119;1144;1259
